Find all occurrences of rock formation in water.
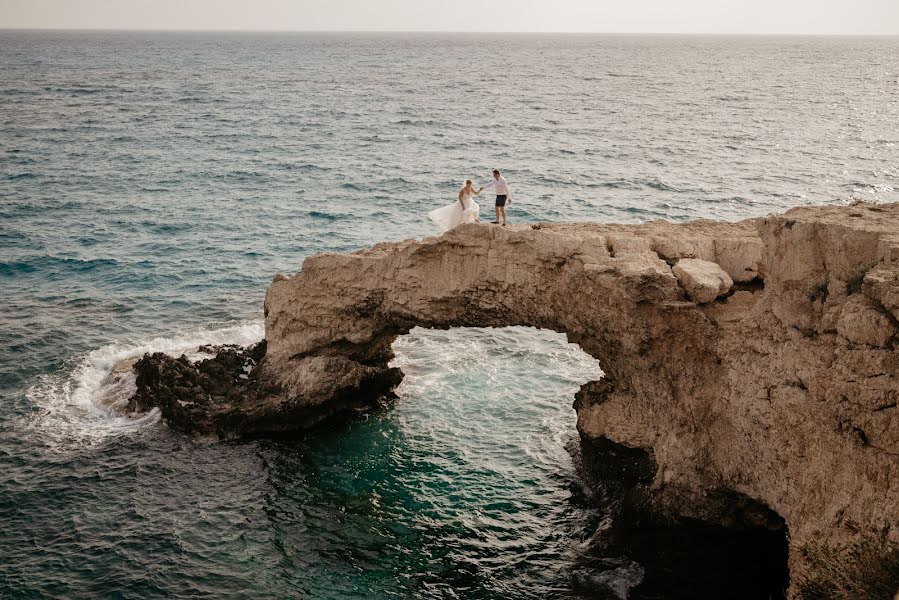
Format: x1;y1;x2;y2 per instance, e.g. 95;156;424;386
132;202;899;596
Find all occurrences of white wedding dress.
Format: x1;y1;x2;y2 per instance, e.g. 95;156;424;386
428;191;480;232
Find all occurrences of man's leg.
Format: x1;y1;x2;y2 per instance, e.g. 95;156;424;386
493;205;500;223
500;207;507;225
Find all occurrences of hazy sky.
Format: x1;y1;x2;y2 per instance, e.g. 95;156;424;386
3;0;899;34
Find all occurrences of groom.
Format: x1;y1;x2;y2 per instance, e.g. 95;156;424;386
481;169;512;226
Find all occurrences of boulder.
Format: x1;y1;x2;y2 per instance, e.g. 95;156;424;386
672;258;734;303
836;295;897;348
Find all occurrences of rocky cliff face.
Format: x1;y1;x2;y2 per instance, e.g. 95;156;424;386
133;202;899;596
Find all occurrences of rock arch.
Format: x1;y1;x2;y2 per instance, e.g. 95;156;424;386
263;219;749;449
136;203;899;597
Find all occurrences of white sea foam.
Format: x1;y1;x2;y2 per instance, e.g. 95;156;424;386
390;326;604;473
392;326;603;396
24;320;264;449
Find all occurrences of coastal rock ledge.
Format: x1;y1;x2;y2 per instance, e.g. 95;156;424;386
133;202;899;596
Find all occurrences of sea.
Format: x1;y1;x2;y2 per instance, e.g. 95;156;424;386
1;31;897;599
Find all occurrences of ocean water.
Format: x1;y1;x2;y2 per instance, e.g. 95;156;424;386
1;31;897;598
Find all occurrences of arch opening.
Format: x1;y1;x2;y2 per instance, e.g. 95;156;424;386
383;325;790;600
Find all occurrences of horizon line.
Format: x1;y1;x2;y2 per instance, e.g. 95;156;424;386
2;27;898;37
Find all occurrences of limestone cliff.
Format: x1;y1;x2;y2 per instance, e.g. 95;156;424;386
134;202;899;596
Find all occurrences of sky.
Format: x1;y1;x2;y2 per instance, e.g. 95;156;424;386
2;0;899;35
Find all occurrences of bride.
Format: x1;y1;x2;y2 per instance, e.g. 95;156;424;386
428;180;482;231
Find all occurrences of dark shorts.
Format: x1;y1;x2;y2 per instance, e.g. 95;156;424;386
495;195;507;207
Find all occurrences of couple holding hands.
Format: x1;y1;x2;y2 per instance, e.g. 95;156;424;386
428;169;513;231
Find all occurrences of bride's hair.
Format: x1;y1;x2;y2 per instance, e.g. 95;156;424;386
464;179;472;186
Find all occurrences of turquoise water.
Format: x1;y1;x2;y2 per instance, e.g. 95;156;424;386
1;31;897;598
3;326;607;598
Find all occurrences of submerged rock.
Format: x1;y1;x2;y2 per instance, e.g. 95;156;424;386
96;357;139;414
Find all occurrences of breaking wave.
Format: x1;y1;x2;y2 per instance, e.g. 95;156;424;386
24;320;264;449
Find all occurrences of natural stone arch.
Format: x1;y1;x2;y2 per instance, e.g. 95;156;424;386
260;219;773;578
258;207;899;597
135;203;899;597
263;221;734;461
261;220;762;517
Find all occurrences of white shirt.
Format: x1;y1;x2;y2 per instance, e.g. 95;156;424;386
482;175;511;197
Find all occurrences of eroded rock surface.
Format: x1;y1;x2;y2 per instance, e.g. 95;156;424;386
129;340;401;438
133;202;899;596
